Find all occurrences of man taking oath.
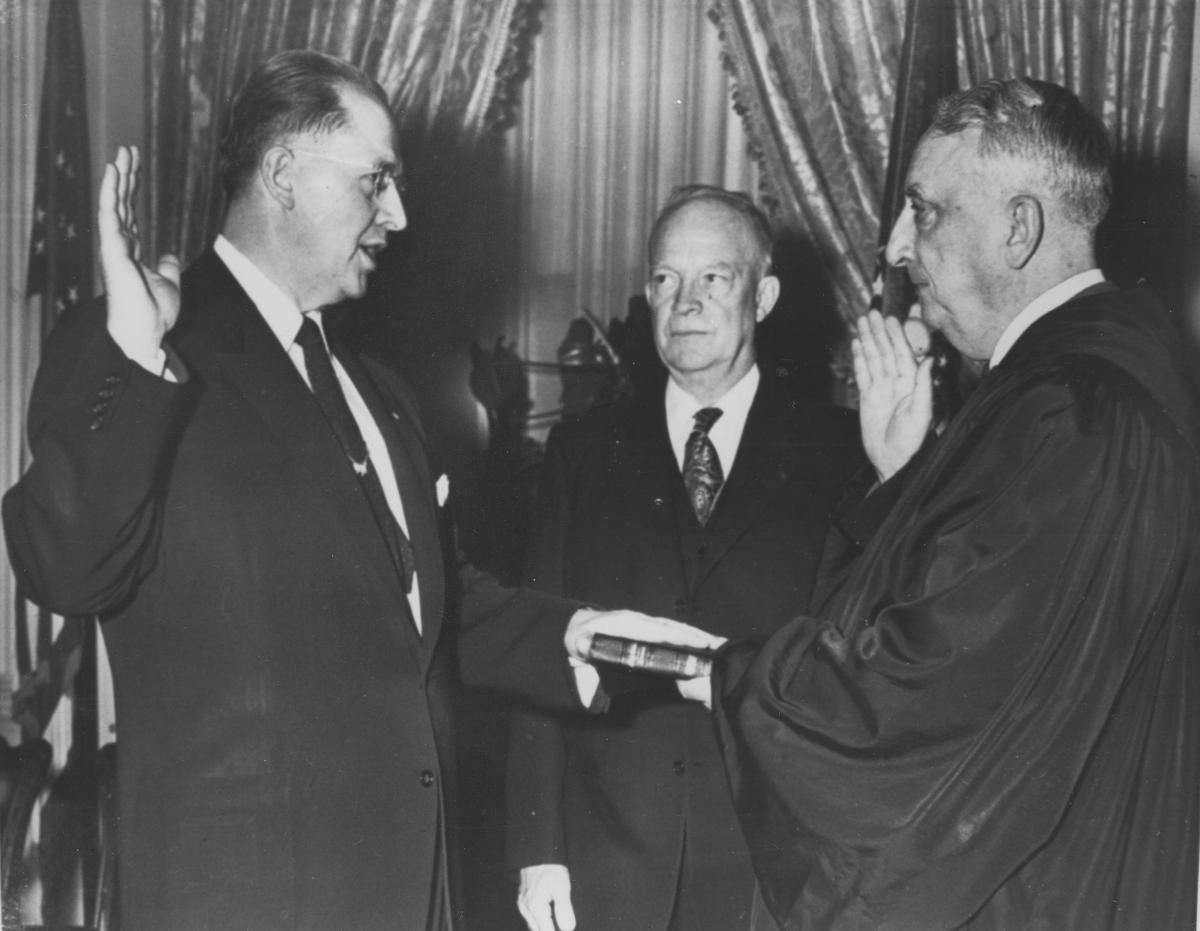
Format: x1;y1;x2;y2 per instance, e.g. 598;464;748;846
3;50;714;931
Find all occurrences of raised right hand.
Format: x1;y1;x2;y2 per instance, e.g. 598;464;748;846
518;864;576;931
852;309;934;482
98;145;181;368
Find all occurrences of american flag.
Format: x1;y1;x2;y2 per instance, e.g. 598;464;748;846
26;0;92;336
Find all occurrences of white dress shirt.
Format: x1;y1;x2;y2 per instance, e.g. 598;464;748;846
214;236;423;631
989;268;1106;368
665;364;760;476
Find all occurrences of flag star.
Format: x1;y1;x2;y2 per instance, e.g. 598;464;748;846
68;286;80;303
65;223;76;240
34;238;45;255
35;207;46;223
55;297;66;313
55;150;66;169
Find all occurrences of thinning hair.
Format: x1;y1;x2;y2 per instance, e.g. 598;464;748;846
218;49;393;199
927;77;1111;229
648;185;774;277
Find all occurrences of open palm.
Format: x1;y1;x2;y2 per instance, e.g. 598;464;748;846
852;310;934;482
97;145;181;365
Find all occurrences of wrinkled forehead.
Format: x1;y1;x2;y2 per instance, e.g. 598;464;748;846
908;129;984;186
913;128;1045;215
653;201;761;266
907;130;1019;217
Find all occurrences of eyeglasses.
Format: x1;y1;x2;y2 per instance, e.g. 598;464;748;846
290;148;406;202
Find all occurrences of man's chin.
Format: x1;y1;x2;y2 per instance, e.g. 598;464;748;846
340;276;370;302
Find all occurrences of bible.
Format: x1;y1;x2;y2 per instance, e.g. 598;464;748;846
586;633;715;678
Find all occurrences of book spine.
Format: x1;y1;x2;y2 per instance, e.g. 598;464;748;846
587;634;713;678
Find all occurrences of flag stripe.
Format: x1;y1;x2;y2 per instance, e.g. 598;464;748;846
26;0;93;336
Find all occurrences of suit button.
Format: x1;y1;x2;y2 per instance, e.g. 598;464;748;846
89;418;103;432
673;760;686;775
673;598;687;615
420;769;435;788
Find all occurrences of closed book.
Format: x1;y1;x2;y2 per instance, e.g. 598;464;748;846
586;633;714;678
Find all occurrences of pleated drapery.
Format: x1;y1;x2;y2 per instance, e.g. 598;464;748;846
711;0;1195;325
145;0;541;263
501;0;758;425
709;0;908;326
955;0;1194;296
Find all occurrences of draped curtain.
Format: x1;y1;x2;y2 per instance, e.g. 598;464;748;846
711;0;1195;325
501;0;758;426
1;0;49;720
708;0;907;326
956;0;1194;296
146;0;541;262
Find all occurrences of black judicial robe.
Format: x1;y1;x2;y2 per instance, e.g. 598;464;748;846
712;285;1200;931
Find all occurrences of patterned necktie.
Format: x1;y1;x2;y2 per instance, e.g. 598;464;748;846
295;316;415;592
683;407;724;525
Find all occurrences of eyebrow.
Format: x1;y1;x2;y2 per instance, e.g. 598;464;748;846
372;160;405;184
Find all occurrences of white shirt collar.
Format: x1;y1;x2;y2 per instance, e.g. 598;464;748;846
214;235;317;350
989;268;1106;368
665;365;760;474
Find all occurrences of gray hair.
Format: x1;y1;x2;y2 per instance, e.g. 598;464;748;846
928;78;1111;228
648;185;774;277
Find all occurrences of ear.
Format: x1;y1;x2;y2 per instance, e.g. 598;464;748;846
1005;195;1043;269
755;275;780;322
260;146;296;210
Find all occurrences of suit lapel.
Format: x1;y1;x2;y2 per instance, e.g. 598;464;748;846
186;255;421;663
695;382;797;587
332;340;445;662
619;398;707;592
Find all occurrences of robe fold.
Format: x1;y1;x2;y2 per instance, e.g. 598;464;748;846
713;285;1200;930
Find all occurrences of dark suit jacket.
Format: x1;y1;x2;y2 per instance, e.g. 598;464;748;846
506;380;863;930
3;250;579;931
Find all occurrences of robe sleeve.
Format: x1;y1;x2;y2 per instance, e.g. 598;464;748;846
711;365;1200;929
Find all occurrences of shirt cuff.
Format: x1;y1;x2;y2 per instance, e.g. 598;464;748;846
570;657;601;708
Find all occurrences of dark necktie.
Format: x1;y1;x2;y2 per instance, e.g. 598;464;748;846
295;316;415;592
683;407;724;525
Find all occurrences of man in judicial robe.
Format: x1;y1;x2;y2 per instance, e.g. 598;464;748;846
696;78;1200;930
2;51;713;930
507;187;863;931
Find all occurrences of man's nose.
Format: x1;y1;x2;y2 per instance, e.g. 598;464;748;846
376;182;407;232
884;205;914;267
673;278;704;312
